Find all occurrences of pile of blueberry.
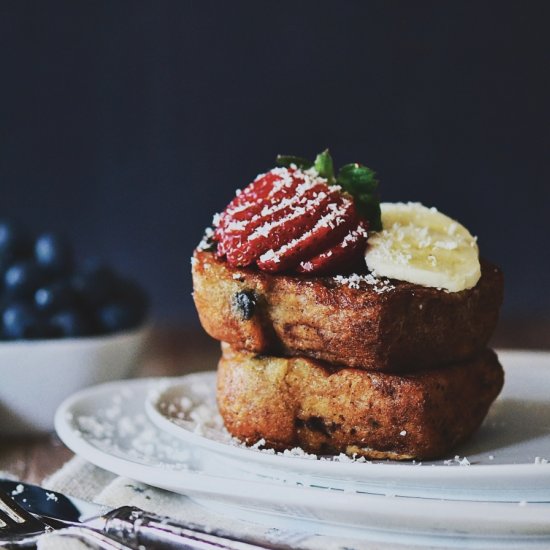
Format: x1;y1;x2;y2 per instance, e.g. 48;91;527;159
0;219;149;340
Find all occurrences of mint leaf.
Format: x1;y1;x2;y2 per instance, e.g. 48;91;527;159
313;149;335;184
355;193;382;231
275;155;313;169
337;163;381;231
337;164;378;193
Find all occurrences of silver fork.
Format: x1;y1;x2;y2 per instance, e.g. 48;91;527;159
0;488;46;548
0;489;134;549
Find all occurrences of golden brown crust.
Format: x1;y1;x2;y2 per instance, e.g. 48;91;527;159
217;344;504;460
192;249;503;373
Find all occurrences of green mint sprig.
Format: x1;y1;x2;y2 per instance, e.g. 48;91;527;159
337;162;381;230
313;149;335;184
275;149;382;231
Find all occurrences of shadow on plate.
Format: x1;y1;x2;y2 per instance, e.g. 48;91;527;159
455;397;550;457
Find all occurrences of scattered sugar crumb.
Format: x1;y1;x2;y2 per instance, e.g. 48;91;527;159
258;248;280;264
74;387;192;468
197;227;215;251
11;484;24;496
333;273;395;293
444;455;470;466
399;430;407;436
282;447;319;460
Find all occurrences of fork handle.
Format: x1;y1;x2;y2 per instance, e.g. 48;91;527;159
1;534;40;549
103;506;287;550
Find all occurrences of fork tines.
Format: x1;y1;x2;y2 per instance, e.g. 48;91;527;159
0;489;46;536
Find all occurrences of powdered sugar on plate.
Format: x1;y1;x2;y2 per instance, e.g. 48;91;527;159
73;383;191;470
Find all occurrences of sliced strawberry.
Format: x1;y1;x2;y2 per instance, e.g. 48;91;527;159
296;221;368;275
213;165;370;274
215;170;299;259
225;183;334;266
216;173;285;236
221;168;298;221
257;196;358;272
220;181;306;255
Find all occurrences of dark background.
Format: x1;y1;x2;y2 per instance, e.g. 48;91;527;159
0;1;548;325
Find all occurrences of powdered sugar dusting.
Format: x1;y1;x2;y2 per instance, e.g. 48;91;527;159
197;227;215;251
230;166;326;221
259;196;352;265
333;272;395;293
247;191;328;243
74;384;191;469
443;455;471;466
258;248;280;264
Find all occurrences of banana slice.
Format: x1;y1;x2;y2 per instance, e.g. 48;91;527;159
365;202;481;292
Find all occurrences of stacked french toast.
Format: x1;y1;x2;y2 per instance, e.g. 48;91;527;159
192;151;504;460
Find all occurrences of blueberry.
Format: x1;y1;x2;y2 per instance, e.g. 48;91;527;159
34;232;74;274
72;264;116;307
49;309;93;338
1;302;44;340
97;302;142;334
34;280;75;313
4;261;47;299
231;290;257;320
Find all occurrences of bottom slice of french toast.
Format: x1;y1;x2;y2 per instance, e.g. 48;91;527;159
217;343;504;460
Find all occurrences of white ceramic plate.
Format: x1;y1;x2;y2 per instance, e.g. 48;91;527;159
54;353;550;547
145;350;550;502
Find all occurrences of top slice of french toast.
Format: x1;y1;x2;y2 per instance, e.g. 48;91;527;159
192;249;503;373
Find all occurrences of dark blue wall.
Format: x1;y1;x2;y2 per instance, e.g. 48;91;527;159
1;1;548;322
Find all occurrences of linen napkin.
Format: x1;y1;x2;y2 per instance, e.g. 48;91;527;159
31;456;432;550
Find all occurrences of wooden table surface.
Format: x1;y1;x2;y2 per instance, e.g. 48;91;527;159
1;322;549;485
